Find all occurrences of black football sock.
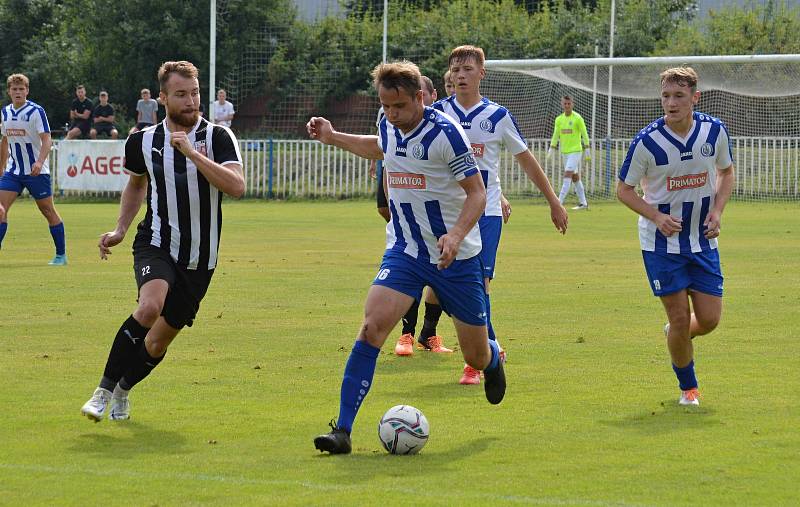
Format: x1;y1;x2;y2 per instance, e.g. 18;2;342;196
401;299;420;335
99;315;150;391
118;343;166;391
418;303;443;343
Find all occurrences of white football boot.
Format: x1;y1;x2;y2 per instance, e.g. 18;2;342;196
81;387;112;422
108;396;131;421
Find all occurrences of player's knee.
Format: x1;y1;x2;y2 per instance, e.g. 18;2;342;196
695;312;720;334
668;312;691;335
135;300;163;327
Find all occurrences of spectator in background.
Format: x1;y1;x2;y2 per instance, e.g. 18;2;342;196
444;70;455;96
66;84;93;139
90;91;119;139
129;88;158;135
214;89;235;128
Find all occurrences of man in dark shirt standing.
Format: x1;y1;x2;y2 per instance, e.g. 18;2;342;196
66;84;93;139
79;60;245;422
90;91;118;139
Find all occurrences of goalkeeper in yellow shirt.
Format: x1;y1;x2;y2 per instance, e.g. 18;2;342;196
548;95;591;209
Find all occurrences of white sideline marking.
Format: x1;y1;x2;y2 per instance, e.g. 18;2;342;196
0;462;653;506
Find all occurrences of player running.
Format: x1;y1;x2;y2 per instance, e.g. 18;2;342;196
308;60;506;455
431;45;568;385
617;66;735;406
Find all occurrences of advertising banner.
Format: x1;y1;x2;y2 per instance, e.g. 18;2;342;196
57;140;128;191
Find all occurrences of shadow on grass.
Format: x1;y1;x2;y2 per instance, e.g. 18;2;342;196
600;399;721;434
69;420;189;456
313;434;501;478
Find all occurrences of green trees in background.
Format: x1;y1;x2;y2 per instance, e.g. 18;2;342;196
0;0;797;133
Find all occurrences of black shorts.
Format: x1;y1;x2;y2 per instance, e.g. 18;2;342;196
92;123;117;136
70;120;91;136
133;241;214;329
376;162;388;209
135;122;154;130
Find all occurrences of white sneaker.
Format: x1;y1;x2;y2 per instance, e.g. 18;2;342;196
81;387;112;422
571;203;589;210
108;396;130;421
679;388;701;406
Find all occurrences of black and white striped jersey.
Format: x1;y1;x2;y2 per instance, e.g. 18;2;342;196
124;117;242;270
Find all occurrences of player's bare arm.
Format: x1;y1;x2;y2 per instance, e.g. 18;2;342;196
170;131;245;198
306;117;383;160
30;132;52;177
437;172;486;270
0;136;8;170
704;164;735;239
515;150;568;234
99;174;148;259
617;182;682;236
500;194;511;224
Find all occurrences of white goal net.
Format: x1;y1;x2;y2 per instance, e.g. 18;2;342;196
482;55;800;202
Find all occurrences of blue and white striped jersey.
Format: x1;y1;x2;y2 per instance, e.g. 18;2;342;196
1;100;51;175
432;96;528;216
619;112;733;253
378;106;482;262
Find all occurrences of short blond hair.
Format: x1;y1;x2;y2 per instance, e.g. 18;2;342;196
6;73;29;89
660;66;698;91
448;45;485;68
158;60;199;92
371;60;421;98
443;70;452;85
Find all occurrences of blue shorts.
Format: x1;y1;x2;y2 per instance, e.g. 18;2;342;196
0;172;53;200
479;215;503;280
642;249;724;297
372;249;487;326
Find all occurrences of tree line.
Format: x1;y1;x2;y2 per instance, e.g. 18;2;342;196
1;0;797;135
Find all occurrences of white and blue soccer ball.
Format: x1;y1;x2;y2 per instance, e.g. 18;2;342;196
378;405;429;455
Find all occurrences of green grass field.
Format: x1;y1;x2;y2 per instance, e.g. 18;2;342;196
1;199;798;506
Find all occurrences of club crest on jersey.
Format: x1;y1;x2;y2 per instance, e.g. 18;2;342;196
5;128;26;136
700;142;714;157
471;143;485;158
479;119;493;132
410;143;425;160
464;153;477;167
194;140;207;157
388;171;427;190
667;171;708;191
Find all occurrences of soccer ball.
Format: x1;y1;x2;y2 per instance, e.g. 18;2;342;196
378;405;429;455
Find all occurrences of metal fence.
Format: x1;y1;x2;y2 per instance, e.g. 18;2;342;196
50;137;800;200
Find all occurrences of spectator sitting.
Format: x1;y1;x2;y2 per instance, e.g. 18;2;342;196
66;84;93;139
129;88;158;135
90;91;119;139
214;89;235;128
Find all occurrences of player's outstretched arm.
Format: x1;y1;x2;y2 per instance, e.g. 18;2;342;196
704;164;735;239
617;182;682;237
515;150;568;234
307;117;383;160
170;131;245;198
437;172;486;270
99;174;147;259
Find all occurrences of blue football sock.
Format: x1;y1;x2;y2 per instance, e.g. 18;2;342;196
337;340;380;434
0;222;7;249
672;360;698;390
484;292;496;342
49;222;66;255
485;338;500;373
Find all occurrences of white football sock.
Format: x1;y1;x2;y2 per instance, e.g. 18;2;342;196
575;180;587;206
559;178;571;204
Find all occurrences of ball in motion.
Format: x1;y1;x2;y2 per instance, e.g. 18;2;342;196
378;405;429;455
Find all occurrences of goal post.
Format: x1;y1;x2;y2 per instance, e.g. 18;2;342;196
483;54;800;202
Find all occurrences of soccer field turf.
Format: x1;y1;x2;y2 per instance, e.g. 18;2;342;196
1;199;798;506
